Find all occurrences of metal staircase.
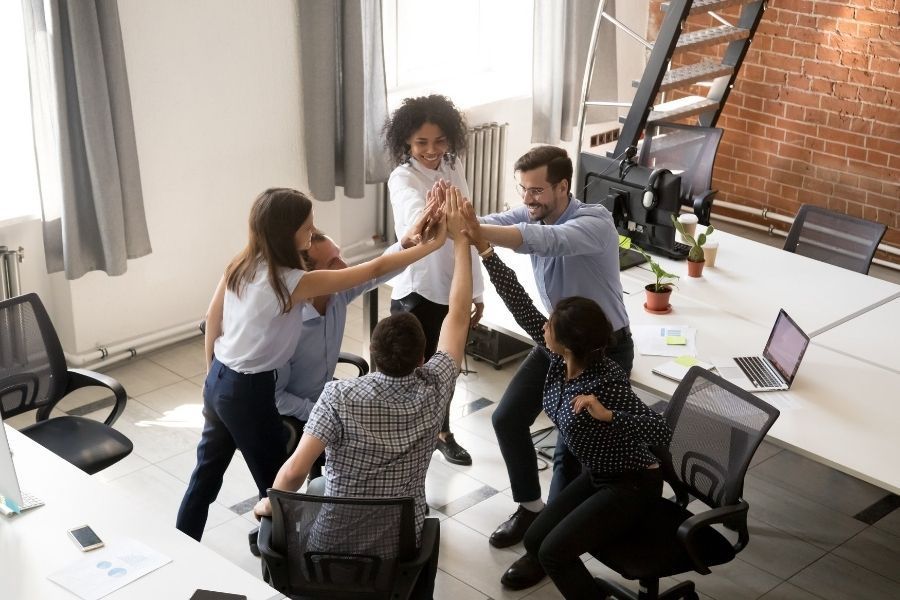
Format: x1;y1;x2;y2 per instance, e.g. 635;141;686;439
575;0;768;171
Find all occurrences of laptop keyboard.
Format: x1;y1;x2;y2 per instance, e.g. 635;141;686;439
735;356;783;388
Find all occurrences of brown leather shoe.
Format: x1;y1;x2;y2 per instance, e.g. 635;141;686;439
489;505;540;548
500;553;546;590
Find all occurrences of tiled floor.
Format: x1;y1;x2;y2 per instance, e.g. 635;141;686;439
11;224;900;599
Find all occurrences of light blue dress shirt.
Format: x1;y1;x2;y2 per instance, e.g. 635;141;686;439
481;196;629;332
274;243;402;421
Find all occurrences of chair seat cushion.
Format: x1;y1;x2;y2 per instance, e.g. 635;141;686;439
21;416;133;475
591;498;736;580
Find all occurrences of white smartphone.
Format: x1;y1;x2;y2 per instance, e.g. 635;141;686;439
67;525;104;551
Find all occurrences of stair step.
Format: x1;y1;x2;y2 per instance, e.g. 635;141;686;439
675;24;751;53
644;61;734;92
630;96;720;125
662;0;751;15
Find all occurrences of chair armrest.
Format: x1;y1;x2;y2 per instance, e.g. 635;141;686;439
257;516;289;589
37;369;128;426
338;352;369;377
676;500;749;574
402;517;439;569
692;189;717;226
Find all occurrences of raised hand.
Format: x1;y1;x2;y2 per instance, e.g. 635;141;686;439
444;186;466;241
403;192;443;248
460;200;489;252
571;394;614;422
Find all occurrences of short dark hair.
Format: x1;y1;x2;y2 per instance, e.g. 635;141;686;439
299;229;328;271
514;146;573;192
549;296;613;366
370;313;427;376
383;94;467;166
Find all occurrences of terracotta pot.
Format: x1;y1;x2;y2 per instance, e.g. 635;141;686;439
687;259;705;278
644;284;672;312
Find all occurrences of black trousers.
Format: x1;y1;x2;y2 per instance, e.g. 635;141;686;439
391;293;452;433
492;330;634;503
524;468;663;599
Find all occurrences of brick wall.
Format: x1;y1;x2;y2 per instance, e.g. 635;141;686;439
648;0;899;262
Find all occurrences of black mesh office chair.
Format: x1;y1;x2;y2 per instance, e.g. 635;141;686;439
258;489;440;600
639;123;724;225
591;367;780;600
0;293;132;474
783;204;887;275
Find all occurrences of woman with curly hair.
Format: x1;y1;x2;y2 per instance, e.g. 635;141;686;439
383;94;485;466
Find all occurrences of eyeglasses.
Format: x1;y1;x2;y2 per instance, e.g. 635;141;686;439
515;183;555;199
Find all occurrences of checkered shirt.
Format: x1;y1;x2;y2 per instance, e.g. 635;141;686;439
304;350;459;547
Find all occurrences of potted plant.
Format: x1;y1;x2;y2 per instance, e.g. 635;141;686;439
672;215;715;278
632;244;679;314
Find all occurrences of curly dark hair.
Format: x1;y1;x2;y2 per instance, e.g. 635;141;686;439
383;94;467;166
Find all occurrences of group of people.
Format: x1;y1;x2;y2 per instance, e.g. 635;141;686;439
175;95;672;600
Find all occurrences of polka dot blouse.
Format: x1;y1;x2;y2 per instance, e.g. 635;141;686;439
482;252;672;475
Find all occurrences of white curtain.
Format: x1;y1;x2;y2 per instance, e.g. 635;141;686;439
21;0;151;279
298;0;391;201
532;0;619;144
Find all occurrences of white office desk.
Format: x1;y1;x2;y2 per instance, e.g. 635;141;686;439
635;231;900;334
813;296;900;374
0;426;283;600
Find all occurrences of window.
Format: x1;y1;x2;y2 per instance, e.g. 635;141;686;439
0;1;41;223
382;0;533;109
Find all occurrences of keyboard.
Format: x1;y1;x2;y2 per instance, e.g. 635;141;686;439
734;356;784;389
645;241;690;260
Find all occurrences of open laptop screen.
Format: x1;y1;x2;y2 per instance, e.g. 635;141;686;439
763;309;810;385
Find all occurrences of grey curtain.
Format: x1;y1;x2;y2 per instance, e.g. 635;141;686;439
532;0;618;144
21;0;150;279
298;0;391;201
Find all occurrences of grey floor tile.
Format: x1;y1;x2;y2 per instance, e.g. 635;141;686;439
758;581;824;600
744;474;866;551
833;526;900;584
749;450;888;517
671;557;781;600
790;553;900;600
748;440;782;469
874;508;900;537
434;569;489;600
146;336;206;379
101;358;183;397
738;517;827;580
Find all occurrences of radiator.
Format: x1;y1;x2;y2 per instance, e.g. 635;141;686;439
0;246;24;301
462;122;508;215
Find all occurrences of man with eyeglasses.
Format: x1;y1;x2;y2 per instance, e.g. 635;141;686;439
477;145;632;590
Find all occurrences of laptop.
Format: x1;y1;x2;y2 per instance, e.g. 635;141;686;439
717;309;810;392
0;423;44;516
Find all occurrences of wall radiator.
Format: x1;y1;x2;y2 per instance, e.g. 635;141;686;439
0;246;24;301
463;122;508;216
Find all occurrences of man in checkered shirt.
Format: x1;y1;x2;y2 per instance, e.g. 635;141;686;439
254;187;473;595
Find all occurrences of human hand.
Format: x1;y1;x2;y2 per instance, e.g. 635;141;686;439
253;497;272;520
403;194;443;248
444;186;466;240
460;200;489;253
571;394;613;422
471;301;484;327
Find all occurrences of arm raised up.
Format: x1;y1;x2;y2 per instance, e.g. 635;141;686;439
436;187;473;367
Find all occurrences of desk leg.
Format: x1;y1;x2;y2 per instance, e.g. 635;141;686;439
362;288;378;371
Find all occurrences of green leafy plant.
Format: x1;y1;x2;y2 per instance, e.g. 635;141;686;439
631;243;679;293
671;215;715;262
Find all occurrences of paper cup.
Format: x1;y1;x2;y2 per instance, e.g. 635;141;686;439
703;240;719;267
677;213;698;242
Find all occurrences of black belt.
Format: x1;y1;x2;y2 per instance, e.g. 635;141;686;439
612;326;631;343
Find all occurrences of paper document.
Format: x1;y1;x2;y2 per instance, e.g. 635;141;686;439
652;356;715;383
48;538;171;600
633;324;698;357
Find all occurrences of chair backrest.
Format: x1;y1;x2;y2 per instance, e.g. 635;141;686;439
0;293;68;419
265;489;417;599
639;122;724;204
783;204;887;274
660;367;779;509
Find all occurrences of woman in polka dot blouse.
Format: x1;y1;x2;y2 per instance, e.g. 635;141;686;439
459;201;672;598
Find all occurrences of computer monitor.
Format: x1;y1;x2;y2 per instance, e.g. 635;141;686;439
578;151;686;259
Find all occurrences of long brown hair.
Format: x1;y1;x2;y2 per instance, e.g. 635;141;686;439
225;188;312;314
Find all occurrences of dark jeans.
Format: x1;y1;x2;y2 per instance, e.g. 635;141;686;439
176;358;287;541
493;330;634;503
524;468;663;600
391;293;452;433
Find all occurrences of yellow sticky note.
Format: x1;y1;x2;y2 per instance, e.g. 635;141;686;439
675;355;699;367
666;335;687;345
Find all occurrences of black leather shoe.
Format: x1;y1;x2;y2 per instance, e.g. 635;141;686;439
436;433;472;466
489;505;540;548
500;553;546;590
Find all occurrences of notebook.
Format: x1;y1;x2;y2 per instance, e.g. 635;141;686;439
0;423;44;516
716;309;810;392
